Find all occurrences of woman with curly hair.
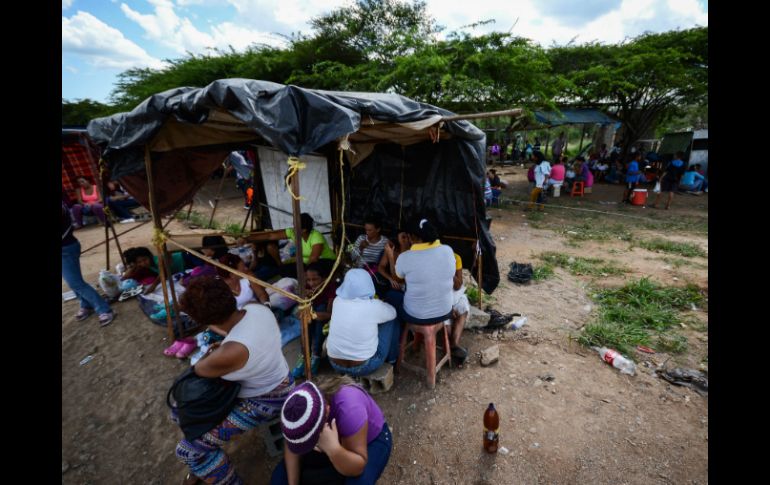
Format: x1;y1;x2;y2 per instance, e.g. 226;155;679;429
174;276;294;485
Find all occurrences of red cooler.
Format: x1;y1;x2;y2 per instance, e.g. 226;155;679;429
631;188;647;206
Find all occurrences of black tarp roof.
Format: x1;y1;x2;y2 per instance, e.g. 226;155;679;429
87;79;500;292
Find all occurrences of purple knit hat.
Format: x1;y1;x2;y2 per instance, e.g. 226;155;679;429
280;382;326;454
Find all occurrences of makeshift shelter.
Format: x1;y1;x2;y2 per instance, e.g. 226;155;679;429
87;79;502;378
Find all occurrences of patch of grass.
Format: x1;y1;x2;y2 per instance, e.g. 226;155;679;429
660;256;707;270
640;216;708;235
466;286;494;305
532;264;555;281
656;333;689;353
577;278;705;357
175;210;221;230
637;238;706;258
223;223;248;238
539;252;628;277
561;222;633;243
526;211;545;222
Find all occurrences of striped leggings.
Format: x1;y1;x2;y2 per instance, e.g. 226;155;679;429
174;377;294;484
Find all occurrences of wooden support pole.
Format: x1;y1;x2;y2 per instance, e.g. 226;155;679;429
208;162;228;228
290;171;312;380
80;219;151;255
442;108;523;122
579;124;586;153
107;222;126;268
545;128;551;157
104;221;110;270
144;147;181;342
477;248;483;310
186;200;194;220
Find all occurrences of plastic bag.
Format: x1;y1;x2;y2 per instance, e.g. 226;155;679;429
507;262;533;285
653;181;661;193
99;270;122;298
266;277;299;311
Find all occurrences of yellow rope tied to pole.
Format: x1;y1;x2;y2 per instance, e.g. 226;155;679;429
285;157;307;201
152;227;169;248
162;138;351;322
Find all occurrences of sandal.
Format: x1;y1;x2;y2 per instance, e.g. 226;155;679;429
98;312;116;327
164;340;186;356
175;341;198;359
75;308;94;321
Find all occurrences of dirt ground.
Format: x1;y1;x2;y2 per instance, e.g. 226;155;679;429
62;172;708;484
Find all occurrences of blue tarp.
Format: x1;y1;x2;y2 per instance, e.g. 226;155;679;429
533;108;617;127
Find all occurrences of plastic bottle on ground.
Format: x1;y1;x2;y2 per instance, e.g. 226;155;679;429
592;347;636;375
509;316;528;330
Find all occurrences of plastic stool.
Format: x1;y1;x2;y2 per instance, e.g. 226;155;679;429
571;181;585;197
397;321;452;389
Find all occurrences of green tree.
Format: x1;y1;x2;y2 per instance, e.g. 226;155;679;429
548;27;708;158
62;98;117;126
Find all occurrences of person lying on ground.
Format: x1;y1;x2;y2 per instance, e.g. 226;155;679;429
217;253;271;309
71;176;107;228
174;276;294;485
291;262;337;379
327;269;400;378
350;219;390;272
271;377;392;485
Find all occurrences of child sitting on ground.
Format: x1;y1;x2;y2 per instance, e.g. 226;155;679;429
122;247;160;293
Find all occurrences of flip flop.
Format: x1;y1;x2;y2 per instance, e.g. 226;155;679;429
175;341;198;359
118;286;144;301
164;340;186;357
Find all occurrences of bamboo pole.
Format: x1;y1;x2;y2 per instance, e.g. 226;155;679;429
144;147;179;342
208;163;228;229
545;128;551;157
80;219;151;255
290;172;312;380
477;248;483;310
578;124;586;153
107;222;126;268
442;108;523;122
186;200;194;220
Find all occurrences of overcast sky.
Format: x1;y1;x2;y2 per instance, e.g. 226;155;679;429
62;0;708;103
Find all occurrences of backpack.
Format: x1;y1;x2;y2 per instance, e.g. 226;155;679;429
507;262;533;284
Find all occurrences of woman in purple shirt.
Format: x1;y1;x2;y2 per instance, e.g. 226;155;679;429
272;377;392;484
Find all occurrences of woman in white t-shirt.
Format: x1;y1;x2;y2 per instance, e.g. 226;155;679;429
387;218;465;359
217;253;271;309
326;269;399;377
174;276;293;485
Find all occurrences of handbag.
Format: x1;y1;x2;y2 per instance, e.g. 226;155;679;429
166;367;241;441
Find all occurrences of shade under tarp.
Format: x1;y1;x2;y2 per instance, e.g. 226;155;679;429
87;79;500;292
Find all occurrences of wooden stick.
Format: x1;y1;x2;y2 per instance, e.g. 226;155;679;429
208;163;228;228
186;200;194;220
104;222;110;270
80;219;151;255
442;108;524;122
144;147;176;343
477;250;483;310
290;172;312;380
107;221;126;267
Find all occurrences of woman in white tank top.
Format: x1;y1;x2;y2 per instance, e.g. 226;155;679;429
217;253;272;309
175;276;292;484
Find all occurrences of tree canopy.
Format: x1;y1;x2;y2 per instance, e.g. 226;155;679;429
64;0;707;148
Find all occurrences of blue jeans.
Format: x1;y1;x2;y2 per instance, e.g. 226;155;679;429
62;240;111;314
270;423;392;485
106;196;140;219
329;319;401;377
